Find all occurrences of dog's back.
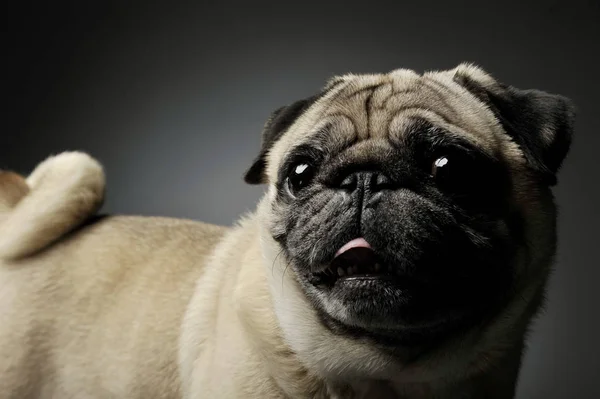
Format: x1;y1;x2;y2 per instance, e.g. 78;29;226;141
0;153;227;398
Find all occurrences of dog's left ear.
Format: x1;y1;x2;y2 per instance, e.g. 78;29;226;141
243;96;319;185
454;65;576;186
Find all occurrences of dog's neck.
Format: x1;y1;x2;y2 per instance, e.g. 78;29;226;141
230;224;405;398
233;259;397;398
232;227;326;397
232;216;524;398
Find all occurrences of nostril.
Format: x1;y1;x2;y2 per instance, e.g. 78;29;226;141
340;174;358;191
337;171;392;192
373;173;392;191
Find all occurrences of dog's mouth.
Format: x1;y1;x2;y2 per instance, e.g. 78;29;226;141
307;238;406;286
300;236;512;343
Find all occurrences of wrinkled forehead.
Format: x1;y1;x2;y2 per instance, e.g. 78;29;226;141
269;68;508;171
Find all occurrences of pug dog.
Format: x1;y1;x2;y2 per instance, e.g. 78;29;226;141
0;63;574;398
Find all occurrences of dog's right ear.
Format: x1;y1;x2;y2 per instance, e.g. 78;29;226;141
452;63;576;186
243;97;318;185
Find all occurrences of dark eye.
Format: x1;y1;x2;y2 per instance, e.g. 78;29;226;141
430;154;472;191
431;156;450;180
287;162;315;195
429;152;478;194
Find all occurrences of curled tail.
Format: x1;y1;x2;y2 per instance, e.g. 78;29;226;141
0;151;105;260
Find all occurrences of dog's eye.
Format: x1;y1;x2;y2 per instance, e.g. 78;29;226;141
289;163;314;191
431;156;450;180
287;163;315;195
430;154;467;188
430;152;479;192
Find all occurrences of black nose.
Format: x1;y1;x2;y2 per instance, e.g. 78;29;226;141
339;171;392;193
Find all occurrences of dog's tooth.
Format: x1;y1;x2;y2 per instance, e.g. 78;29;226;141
374;263;381;272
347;266;354;276
337;267;345;277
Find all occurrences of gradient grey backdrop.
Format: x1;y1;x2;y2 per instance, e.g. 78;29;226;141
4;1;599;397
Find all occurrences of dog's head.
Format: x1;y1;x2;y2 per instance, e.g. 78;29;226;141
244;63;574;381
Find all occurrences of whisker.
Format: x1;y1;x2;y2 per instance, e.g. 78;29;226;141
281;259;291;294
271;248;285;278
269;248;290;295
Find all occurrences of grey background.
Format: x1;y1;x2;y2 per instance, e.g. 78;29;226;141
4;1;599;397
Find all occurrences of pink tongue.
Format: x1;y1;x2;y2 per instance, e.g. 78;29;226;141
335;238;372;257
